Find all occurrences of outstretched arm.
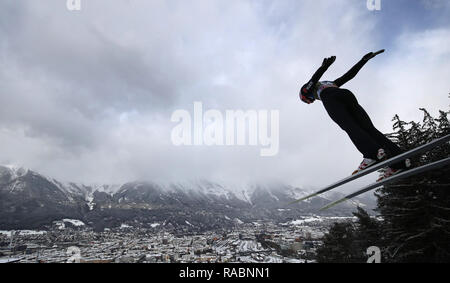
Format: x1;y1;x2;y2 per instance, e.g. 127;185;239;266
333;50;384;87
300;56;336;103
310;57;336;85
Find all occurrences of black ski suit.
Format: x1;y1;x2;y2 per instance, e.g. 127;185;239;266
300;57;405;169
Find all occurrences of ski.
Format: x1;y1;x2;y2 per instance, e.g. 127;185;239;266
288;134;450;205
319;156;450;210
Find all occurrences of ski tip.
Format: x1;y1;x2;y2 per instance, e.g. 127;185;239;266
287;199;303;206
287;193;318;205
319;198;349;211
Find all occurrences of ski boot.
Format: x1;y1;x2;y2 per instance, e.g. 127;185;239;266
352;149;386;175
377;158;411;182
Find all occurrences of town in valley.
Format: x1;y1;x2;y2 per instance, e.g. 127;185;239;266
0;216;354;263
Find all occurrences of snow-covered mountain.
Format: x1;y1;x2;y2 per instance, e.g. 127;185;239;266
0;165;376;231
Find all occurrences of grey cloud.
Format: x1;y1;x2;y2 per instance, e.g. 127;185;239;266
0;0;449;189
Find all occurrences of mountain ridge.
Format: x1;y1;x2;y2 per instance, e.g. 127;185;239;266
0;165;376;231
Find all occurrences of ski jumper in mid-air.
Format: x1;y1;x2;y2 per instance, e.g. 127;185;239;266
299;50;406;180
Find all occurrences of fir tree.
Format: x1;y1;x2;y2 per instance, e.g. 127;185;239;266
316;222;359;263
352;206;382;261
376;109;450;262
316;107;449;263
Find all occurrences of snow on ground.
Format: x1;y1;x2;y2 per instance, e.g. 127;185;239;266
287;216;357;226
197;181;233;200
62;219;85;226
150;223;160;228
263;256;283;263
0;231;11;236
285;258;303;263
284;187;315;203
326;216;358;221
18;230;47;236
55;219;86;229
237;240;263;252
277;209;290;212
266;189;279;202
0;257;23;263
216;183;254;205
0;165;28;180
290;217;324;225
91;184;122;195
0;230;47;237
55;222;65;230
240;188;253;205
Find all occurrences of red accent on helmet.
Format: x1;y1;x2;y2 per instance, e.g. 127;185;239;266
300;94;313;104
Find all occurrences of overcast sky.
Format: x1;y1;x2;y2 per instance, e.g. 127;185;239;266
0;0;449;190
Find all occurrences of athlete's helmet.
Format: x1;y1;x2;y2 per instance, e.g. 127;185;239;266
299;82;315;104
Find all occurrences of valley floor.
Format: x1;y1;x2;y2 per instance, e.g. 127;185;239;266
0;217;354;263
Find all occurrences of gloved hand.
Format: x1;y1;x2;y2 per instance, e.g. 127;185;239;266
362;49;385;61
322;56;336;69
